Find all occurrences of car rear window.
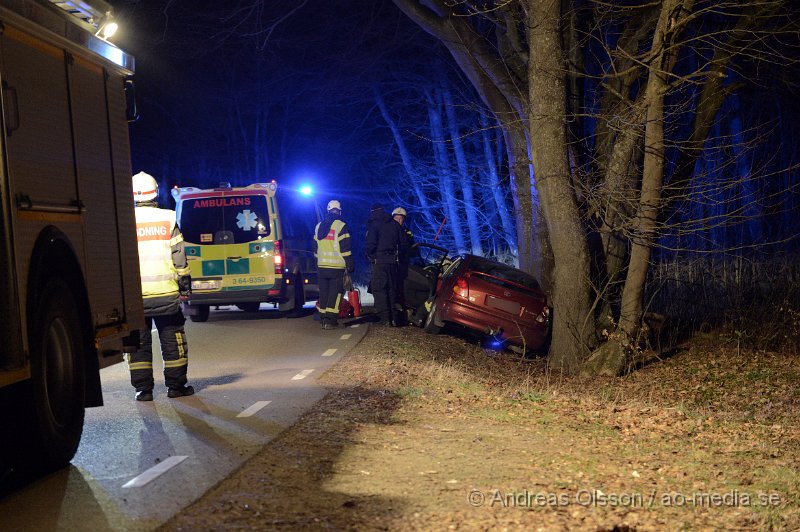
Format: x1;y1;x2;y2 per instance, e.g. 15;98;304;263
179;194;271;244
468;258;541;291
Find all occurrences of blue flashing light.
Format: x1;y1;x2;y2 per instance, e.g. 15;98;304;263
299;185;313;196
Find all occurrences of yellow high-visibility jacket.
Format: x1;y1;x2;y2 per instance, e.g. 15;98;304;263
314;218;354;270
135;205;190;315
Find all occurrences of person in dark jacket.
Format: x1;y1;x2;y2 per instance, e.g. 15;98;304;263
392;207;418;315
313;200;355;329
366;204;408;325
130;171;194;401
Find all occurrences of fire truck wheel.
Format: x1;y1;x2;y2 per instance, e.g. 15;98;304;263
27;277;86;470
189;305;210;322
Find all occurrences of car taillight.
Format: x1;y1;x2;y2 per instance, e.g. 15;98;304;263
453;275;469;298
274;240;283;274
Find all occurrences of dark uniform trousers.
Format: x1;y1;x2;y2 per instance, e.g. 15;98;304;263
318;267;345;325
129;313;189;392
372;262;399;323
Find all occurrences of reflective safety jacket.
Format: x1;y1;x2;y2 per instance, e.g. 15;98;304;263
135;205;190;316
314;215;354;271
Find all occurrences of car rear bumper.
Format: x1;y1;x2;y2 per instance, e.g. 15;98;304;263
439;299;549;349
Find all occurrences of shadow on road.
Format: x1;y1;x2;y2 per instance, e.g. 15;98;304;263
0;465;112;529
161;385;405;530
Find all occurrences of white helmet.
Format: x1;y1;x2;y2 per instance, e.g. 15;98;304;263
392;207;407;217
327;200;342;211
132;171;158;203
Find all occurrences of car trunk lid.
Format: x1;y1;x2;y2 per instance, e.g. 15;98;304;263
465;271;548;322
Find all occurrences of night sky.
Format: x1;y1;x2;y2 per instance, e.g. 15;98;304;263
112;0;445;228
109;1;800;273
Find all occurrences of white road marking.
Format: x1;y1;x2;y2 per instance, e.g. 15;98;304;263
237;400;272;418
350;324;360;328
339;334;352;340
122;456;188;488
322;348;337;357
291;369;314;380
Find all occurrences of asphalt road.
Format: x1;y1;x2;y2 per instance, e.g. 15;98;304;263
0;305;368;531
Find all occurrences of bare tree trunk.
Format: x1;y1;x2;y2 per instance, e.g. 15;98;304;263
596;103;645;327
428;91;467;252
375;91;438;233
391;0;534;266
501;119;536;272
444;88;483;255
620;0;693;339
528;0;595;372
481;116;517;254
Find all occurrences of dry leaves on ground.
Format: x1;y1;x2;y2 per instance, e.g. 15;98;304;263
164;325;800;531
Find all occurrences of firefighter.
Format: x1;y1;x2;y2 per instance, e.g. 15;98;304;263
366;204;408;325
314;200;355;329
392;207;418;317
129;171;194;401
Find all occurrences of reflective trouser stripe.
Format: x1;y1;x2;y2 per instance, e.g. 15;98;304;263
321;292;342;314
163;329;188;368
129;314;189;391
318;268;344;324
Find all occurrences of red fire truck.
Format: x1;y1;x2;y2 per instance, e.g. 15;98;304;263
0;0;143;475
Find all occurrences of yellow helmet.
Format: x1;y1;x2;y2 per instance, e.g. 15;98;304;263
327;200;342;211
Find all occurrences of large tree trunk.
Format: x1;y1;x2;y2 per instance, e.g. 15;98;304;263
596;102;646;328
528;0;595;372
585;0;695;376
620;0;694;338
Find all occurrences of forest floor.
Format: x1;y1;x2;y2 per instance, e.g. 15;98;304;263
162;319;800;531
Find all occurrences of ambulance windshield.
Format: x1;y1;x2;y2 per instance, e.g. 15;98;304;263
178;195;271;245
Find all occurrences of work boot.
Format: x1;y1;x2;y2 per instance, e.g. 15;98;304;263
167;385;195;398
135;390;153;402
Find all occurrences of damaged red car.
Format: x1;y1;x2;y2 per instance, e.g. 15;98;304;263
421;255;550;353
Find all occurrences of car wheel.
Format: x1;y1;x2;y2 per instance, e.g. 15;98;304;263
236;302;261;313
189;304;210;322
423;301;442;334
27;277;86;471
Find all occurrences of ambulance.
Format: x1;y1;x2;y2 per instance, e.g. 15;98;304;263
172;182;318;321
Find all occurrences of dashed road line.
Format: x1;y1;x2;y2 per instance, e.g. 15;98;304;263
340;334;352;340
322;348;337;357
122;456;188;488
237;400;272;418
350;324;360;328
291;369;314;380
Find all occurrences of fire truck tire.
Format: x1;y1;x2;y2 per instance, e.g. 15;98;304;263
189;305;210;322
27;277;86;470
